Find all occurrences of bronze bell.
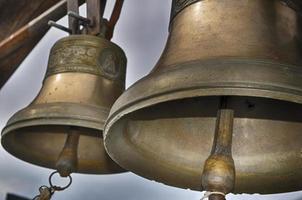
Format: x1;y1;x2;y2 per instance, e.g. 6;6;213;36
2;34;127;174
104;0;302;195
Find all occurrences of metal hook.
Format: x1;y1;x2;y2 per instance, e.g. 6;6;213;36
68;11;92;26
48;20;72;34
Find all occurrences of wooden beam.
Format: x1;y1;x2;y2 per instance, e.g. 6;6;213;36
0;0;84;89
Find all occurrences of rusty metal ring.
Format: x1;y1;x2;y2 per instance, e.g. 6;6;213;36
49;171;72;191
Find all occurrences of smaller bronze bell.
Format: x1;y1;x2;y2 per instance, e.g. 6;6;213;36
2;34;127;174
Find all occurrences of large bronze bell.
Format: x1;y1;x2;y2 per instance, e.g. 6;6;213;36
104;0;302;195
2;34;127;174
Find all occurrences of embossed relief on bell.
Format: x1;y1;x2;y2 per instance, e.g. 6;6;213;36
98;48;122;80
47;45;98;75
46;35;127;82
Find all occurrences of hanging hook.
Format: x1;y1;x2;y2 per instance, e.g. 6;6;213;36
68;11;92;26
48;21;72;34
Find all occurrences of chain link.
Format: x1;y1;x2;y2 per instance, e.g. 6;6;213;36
32;171;72;200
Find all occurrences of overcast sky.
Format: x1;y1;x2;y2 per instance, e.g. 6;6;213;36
0;1;302;200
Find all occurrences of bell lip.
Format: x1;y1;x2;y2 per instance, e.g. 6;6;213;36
105;58;302;128
1;102;127;174
2;102;109;136
1;136;126;175
104;57;302;192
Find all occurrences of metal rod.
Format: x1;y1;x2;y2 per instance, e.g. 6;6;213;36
211;98;233;156
67;0;80;34
86;0;107;35
68;11;92;25
48;20;72;33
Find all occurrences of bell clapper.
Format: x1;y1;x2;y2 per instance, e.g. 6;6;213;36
32;127;78;200
201;97;236;200
55;127;80;177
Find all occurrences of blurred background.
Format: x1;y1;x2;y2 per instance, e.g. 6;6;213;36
0;1;302;199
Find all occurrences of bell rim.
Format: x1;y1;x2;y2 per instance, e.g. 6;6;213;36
1;102;127;174
2;102;110;136
104;93;302;193
1;135;126;174
105;58;302;130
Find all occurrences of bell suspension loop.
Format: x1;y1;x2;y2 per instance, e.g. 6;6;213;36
201;97;236;200
48;0;124;39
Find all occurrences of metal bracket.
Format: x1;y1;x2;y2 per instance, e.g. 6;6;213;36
87;0;107;35
48;20;72;34
49;0;107;35
67;0;80;34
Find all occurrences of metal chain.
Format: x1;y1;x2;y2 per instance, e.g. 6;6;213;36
32;171;72;200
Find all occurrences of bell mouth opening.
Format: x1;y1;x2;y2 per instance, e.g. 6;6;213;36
105;95;302;194
2;125;125;174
